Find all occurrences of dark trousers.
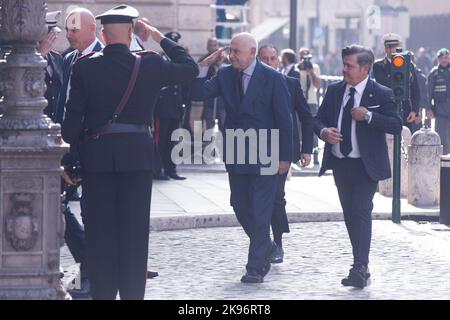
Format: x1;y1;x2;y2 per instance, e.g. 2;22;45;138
63;204;88;278
271;172;290;238
228;173;277;273
82;171;152;300
331;157;378;267
155;117;179;175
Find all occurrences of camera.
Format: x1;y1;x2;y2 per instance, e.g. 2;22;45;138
300;54;314;70
64;163;82;182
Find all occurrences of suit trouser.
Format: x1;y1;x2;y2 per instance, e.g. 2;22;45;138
271;172;290;237
156;117;180;175
82;171;152;300
331;157;378;267
228;173;277;273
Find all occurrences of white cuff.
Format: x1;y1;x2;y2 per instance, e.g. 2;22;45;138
197;65;209;78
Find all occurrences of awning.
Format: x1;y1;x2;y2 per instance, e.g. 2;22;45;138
251;17;290;43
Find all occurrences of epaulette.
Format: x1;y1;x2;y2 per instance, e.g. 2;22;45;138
374;58;384;65
135;50;158;57
429;65;439;75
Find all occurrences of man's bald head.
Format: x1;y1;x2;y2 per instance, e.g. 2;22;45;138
229;32;258;71
65;8;97;52
102;23;133;46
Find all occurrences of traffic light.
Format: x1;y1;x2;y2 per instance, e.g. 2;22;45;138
390;49;411;102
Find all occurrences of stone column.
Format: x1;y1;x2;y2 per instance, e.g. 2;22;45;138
0;0;69;299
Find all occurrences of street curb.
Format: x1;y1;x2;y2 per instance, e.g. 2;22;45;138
149;210;441;232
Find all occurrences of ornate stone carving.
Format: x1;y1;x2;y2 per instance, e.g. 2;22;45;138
23;70;45;97
0;0;46;43
5;193;39;251
0;68;14;97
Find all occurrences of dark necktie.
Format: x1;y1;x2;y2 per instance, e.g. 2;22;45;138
238;71;244;101
340;87;356;157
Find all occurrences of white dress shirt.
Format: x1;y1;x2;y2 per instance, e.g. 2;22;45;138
332;76;370;159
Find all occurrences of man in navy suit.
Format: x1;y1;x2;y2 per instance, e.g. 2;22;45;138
199;33;293;283
314;44;402;288
280;49;300;78
258;44;313;264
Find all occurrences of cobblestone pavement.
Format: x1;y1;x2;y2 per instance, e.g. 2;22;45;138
138;221;450;300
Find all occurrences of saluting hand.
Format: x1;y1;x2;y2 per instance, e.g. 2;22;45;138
137;18;164;44
37;32;57;56
321;127;343;145
199;47;227;67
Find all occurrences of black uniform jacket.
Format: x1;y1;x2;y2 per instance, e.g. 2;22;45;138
61;38;199;173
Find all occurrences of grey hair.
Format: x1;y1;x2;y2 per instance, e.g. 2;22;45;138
341;44;374;69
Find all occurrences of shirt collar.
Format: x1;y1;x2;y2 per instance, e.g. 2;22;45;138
346;75;369;96
242;59;257;77
81;38;101;56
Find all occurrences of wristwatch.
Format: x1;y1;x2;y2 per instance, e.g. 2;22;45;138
364;111;373;122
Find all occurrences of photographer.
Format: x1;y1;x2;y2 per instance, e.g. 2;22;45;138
297;47;321;161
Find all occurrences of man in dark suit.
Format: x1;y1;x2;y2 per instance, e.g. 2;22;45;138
280;49;300;78
199;33;293;283
314;44;402;288
154;31;190;181
258;44;313;264
61;5;198;299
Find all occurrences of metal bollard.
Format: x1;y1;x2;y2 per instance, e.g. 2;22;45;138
440;155;450;225
408;128;442;206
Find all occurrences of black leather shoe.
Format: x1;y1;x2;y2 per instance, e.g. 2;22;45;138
154;173;170;180
167;173;187;180
147;271;159;279
270;242;284;264
241;269;264;283
68;278;91;299
341;265;370;288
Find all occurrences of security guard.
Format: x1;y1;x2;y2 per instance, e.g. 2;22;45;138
154;31;189;180
428;48;450;155
61;4;198;299
372;33;420;130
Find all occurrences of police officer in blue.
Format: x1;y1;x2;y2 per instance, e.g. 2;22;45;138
61;4;198;299
428;48;450;155
372;33;420;131
154;31;190;180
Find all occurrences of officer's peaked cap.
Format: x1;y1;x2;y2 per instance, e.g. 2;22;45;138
437;48;450;57
46;11;62;32
95;4;139;25
383;33;402;48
